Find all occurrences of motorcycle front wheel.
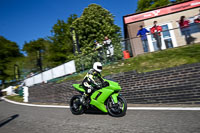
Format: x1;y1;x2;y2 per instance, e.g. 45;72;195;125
107;95;127;117
70;95;85;115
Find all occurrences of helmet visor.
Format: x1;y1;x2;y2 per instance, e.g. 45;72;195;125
97;66;102;70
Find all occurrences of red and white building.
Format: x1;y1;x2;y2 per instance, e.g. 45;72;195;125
123;0;200;56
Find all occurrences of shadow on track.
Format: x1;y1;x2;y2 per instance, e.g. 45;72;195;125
0;114;19;127
84;108;107;115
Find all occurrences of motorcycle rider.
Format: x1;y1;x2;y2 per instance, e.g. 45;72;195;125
81;62;107;104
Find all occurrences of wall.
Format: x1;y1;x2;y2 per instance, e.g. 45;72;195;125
29;81;80;104
108;63;200;104
127;21;145;56
29;63;200;104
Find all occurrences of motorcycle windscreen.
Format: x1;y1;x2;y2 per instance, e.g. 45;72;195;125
72;84;85;93
104;79;121;91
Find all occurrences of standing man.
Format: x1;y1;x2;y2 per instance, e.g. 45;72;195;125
179;16;191;44
94;40;104;62
136;25;150;52
103;36;114;62
150;21;163;51
0;89;2;97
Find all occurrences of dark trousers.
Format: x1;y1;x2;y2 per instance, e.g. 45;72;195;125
181;27;191;44
154;33;162;50
141;39;149;52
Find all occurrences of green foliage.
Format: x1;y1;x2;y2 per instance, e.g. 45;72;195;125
71;4;122;55
0;36;22;83
175;0;186;2
103;44;200;74
4;57;24;80
49;14;78;66
74;51;99;72
22;38;53;72
6;95;24;102
136;0;170;12
70;4;122;71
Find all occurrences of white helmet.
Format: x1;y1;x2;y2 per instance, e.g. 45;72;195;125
93;62;102;73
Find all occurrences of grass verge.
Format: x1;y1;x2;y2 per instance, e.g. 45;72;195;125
58;43;200;82
6;95;24;102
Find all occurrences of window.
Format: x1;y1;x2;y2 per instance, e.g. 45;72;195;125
147;23;177;52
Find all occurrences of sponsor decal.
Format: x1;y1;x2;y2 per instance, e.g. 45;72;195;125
151;10;161;16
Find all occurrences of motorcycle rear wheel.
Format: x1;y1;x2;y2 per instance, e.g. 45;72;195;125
107;95;127;117
70;95;85;115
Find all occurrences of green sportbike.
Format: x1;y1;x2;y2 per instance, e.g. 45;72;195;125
70;79;127;117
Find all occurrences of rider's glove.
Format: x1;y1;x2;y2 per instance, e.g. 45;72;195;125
87;89;92;93
96;84;102;89
87;86;93;93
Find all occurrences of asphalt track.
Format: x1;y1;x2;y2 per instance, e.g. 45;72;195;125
0;98;200;133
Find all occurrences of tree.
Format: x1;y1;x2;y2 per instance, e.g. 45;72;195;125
136;0;170;12
0;36;22;86
70;4;122;71
49;14;78;66
136;0;188;12
23;38;53;72
71;4;121;55
175;0;187;2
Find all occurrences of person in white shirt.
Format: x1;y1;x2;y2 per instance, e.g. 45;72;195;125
103;36;114;61
94;40;104;62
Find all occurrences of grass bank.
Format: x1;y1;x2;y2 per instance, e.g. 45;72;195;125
6;95;23;102
59;43;200;82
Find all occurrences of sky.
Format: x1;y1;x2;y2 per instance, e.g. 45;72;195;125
0;0;138;50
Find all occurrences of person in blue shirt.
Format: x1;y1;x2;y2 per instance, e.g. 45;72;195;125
137;25;150;52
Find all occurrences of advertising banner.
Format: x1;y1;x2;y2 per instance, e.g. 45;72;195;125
52;64;65;79
24;60;76;86
34;74;43;84
64;60;76;74
43;70;53;82
124;0;200;24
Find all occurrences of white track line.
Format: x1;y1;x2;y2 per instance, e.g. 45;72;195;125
127;107;200;111
1;97;200;110
1;97;69;108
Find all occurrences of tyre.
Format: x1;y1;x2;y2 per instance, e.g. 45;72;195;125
107;95;127;117
70;95;85;115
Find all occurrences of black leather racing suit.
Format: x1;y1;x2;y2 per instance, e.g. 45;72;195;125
82;69;104;94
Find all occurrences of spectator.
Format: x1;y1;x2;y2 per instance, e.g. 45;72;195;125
179;16;192;44
103;36;114;61
150;21;163;51
0;89;2;97
136;25;150;52
94;40;104;62
27;72;34;78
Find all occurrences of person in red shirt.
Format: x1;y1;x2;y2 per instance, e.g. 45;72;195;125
150;21;163;51
179;16;191;44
